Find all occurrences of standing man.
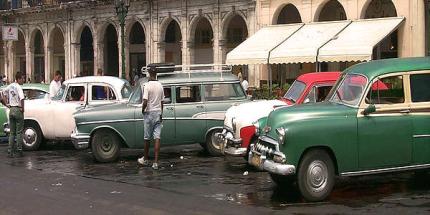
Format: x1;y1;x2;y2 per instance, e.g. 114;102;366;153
1;72;25;157
137;64;164;170
242;75;249;94
49;71;62;99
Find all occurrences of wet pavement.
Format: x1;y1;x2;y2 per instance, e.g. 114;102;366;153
1;140;430;214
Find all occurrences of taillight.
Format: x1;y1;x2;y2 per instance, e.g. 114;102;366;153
240;125;255;148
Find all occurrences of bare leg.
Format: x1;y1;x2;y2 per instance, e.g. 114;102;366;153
154;138;160;163
144;140;150;159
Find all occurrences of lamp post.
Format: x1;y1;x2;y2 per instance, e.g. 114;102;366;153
115;0;130;79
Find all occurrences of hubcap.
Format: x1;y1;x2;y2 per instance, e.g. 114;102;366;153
100;136;114;153
211;132;223;150
306;160;328;192
23;128;37;147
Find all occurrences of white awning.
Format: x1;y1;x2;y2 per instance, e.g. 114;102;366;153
226;23;304;65
318;17;405;62
269;20;351;64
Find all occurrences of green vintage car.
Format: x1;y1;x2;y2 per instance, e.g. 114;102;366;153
72;70;248;162
249;57;430;201
0;83;49;136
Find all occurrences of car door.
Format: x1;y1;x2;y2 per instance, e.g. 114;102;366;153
133;85;175;147
357;74;413;169
174;84;206;144
409;71;430;164
54;83;87;138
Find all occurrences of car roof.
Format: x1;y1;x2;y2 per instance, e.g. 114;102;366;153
344;57;430;79
63;76;128;88
139;72;240;85
296;71;341;84
0;83;49;92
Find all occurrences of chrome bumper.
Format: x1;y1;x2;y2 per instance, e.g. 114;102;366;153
248;138;295;176
217;129;247;157
71;132;90;150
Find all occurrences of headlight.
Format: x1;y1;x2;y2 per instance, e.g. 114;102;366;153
275;127;286;145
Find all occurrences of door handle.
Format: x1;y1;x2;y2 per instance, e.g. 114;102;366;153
196;105;204;109
166;107;174;110
399;109;410;114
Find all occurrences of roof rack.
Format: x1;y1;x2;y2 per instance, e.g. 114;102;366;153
141;64;233;80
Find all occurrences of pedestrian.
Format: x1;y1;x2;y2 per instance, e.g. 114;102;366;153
1;72;25;158
0;75;6;87
49;71;62;99
242;75;249;94
137;64;164;170
97;68;103;76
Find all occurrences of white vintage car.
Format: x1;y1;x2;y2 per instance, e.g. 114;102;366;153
219;72;341;158
20;76;132;150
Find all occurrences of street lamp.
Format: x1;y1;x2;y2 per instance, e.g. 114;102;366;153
115;0;130;79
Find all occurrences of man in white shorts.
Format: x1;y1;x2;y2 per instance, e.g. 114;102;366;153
137;64;164;170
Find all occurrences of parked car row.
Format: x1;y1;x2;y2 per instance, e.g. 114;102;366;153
3;57;429;202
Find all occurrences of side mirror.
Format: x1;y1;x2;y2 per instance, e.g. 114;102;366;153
303;98;310;104
363;104;376;116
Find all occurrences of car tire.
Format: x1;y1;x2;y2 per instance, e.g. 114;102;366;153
297;149;335;202
205;129;223;156
91;130;121;163
270;173;296;188
22;121;43;151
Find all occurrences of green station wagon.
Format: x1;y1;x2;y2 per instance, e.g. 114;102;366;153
71;69;248;162
249;57;430;201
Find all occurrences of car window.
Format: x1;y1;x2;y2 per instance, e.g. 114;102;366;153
283;80;306;103
24;89;47;100
121;82;132;99
410;73;430;103
330;74;367;106
176;85;201;103
366;75;404;104
129;85;142;105
305;87;316;103
316;86;333;102
52;84;66;100
91;85;116;101
164;87;172;104
204;83;245;101
66;86;85;102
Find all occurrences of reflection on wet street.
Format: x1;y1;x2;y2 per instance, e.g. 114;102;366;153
1;141;430;211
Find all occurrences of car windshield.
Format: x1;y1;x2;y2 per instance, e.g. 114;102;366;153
283;80;306;103
329;74;367;106
51;85;66;100
128;84;142;105
121;82;132;99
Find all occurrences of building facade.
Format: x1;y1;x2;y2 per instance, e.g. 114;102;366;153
0;0;428;87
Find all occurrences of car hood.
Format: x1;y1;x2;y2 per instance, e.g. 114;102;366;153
264;102;357;138
224;99;288;130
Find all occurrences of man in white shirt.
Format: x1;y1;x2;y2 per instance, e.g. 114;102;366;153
1;72;25;157
49;71;62;99
137;64;164;170
241;76;249;94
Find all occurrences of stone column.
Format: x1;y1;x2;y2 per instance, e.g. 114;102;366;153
218;39;227;64
63;42;70;80
186;41;194;65
6;41;14;82
157;41;166;63
45;45;53;82
25;42;34;82
94;41;104;75
70;43;80;78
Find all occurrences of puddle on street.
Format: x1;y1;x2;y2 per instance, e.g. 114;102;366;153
1;142;430;209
